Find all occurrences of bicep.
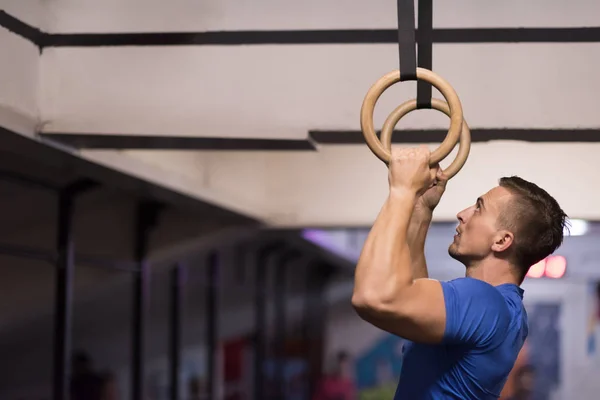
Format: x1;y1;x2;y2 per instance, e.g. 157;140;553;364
354;278;508;346
355;279;447;344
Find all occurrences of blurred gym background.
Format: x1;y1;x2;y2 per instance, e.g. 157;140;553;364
2;1;600;399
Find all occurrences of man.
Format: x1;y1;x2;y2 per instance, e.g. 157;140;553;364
352;146;568;399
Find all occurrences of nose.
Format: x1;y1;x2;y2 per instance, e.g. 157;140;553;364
456;206;473;224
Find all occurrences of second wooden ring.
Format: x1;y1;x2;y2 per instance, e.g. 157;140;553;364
380;98;471;179
360;68;464;165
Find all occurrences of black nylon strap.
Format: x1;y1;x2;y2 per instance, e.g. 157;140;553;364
397;0;417;82
417;0;433;109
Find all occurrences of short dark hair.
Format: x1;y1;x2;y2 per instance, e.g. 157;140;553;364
498;176;569;279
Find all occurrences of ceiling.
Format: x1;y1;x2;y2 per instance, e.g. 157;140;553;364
1;0;599;226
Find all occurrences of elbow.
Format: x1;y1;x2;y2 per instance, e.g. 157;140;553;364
351;291;369;312
351;290;391;317
352;292;379;322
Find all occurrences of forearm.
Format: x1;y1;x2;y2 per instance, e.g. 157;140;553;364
353;188;418;303
407;209;433;279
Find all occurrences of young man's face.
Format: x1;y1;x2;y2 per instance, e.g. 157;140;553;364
449;186;515;266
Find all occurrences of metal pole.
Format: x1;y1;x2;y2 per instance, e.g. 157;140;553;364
52;179;96;400
52;190;75;400
252;242;284;400
206;250;219;400
131;264;148;400
253;247;269;400
169;263;184;400
132;201;161;400
273;251;300;399
303;261;335;399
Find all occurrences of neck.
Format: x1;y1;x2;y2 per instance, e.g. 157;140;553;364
465;258;520;286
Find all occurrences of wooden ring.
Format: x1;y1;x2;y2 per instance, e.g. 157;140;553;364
380;98;471;179
360;68;463;164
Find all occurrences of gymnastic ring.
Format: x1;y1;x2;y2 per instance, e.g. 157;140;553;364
380;98;471;179
360;68;463;165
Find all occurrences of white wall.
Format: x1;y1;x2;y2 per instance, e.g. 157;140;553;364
0;0;46;29
0;3;245;228
36;0;600;226
39;43;600;137
39;0;600;136
263;141;600;226
45;0;600;32
112;139;600;226
0;0;42;134
3;0;599;226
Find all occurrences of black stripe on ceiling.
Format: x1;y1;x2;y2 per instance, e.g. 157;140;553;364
40;129;600;151
41;27;600;47
2;10;600;47
309;129;600;143
40;133;317;151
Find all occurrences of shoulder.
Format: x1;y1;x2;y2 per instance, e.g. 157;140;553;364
442;276;497;291
444;278;510;314
442;277;507;304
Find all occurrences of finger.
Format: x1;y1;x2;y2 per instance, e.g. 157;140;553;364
436;170;449;187
430;168;438;182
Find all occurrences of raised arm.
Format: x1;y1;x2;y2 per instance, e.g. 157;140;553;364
352;148;510;346
352;147;448;344
407;173;447;279
406;211;432;279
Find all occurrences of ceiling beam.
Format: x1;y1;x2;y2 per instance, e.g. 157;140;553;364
3;10;600;48
310;128;600;144
40;133;316;151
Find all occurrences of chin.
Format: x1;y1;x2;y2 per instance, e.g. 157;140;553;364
448;244;465;264
448;242;458;257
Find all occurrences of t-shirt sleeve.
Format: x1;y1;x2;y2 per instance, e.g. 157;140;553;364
440;278;510;346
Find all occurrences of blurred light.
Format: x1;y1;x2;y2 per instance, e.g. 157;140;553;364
527;259;546;278
301;229;349;259
566;219;589;236
526;255;567;279
301;229;328;245
545;255;567;278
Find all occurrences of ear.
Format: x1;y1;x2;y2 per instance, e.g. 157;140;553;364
491;230;514;253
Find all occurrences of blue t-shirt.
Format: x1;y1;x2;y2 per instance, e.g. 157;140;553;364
394;277;528;400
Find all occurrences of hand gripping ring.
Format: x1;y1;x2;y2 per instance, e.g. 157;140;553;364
360;68;465;168
380;98;471;179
